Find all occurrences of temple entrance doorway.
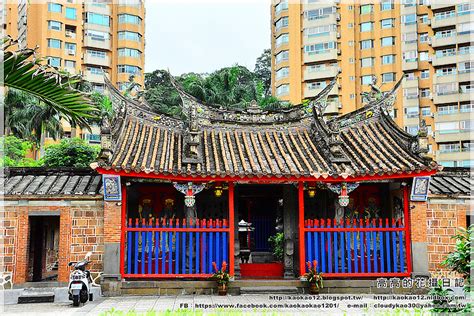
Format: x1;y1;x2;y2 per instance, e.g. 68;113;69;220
237;184;284;278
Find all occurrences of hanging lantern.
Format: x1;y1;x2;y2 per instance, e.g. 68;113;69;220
307;185;316;198
338;183;349;207
214;184;223;198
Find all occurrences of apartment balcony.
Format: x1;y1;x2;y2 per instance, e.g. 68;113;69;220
401;41;417;52
303;66;339;81
402;59;418;71
83;71;105;84
403;77;419;89
303;32;338;45
401;23;417;34
83;22;110;34
436;150;472;162
456;33;471;45
433;74;457;85
431;3;455;10
459;91;474;102
83;54;110;67
431;14;457;29
434;131;471;142
431;35;456;47
403;116;420;126
303;14;338;28
434;111;468;122
63;67;76;75
458;72;472;83
84;3;111;15
433;92;459;104
83;37;111;51
403;97;419;107
303;84;338;99
432;54;457;66
303;49;338;63
323;101;340;115
274;26;289;38
400;4;416;15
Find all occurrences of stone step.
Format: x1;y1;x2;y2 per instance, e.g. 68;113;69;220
240;286;298;294
18;288;55;304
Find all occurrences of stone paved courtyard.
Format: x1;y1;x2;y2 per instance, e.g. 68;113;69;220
1;293;442;315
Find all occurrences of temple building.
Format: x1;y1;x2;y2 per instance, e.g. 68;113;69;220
2;75;470;295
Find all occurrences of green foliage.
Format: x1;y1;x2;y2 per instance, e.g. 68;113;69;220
268;232;284;262
43;138;99;168
0;136;42;167
302;260;324;289
89;92;114;125
254;49;272;97
2;37;98;128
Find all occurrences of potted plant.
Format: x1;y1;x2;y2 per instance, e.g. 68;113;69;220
210;261;230;295
302;260;323;294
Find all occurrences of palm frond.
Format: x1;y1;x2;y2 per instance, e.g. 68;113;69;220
2;37;98;128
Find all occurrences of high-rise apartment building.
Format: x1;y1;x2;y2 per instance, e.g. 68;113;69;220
4;0;145;146
271;0;473;168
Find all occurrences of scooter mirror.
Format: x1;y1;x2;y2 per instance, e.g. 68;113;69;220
85;252;92;260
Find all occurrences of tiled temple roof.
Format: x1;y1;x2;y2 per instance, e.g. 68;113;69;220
95;76;439;180
2;168;102;196
430;167;472;196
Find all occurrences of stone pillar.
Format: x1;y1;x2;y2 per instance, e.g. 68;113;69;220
410;200;430;276
103;199;122;280
283;185;297;278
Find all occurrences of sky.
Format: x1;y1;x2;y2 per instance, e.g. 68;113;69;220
144;0;271;75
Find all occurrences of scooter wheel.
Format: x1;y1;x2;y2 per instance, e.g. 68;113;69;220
72;295;80;307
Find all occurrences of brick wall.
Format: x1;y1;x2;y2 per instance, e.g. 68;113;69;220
1;198;104;284
426;201;468;274
410;201;428;243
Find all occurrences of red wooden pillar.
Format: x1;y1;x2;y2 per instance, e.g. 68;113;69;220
120;183;127;277
298;182;305;276
228;182;235;276
403;184;412;274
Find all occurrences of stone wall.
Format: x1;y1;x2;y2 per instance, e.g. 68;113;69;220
1;198;104;284
426;200;468;275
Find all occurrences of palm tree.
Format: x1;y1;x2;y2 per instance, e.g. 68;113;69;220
2;37;97;128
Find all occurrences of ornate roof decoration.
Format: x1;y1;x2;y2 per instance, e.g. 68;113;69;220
94;74;439;180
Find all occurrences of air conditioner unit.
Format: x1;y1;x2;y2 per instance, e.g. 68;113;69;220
336;13;341;21
337;49;341;55
336;32;341;39
68;49;75;56
338;103;343;109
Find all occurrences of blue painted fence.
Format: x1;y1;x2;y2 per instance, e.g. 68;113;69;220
304;218;408;276
124;218;229;277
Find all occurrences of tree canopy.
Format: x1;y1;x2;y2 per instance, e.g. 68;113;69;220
144;49;288;117
42;138;100;168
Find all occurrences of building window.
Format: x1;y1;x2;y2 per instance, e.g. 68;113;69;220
419;51;429;61
118;14;142;25
275;0;288;14
403;32;417;44
421;107;431;116
419;14;429;24
305;25;336;37
381;18;394;29
276;67;289;79
405;72;416;80
420;88;431;98
405;125;419;136
403;87;419;99
64;60;76;68
47;38;61;49
275;16;289;30
405;107;419;118
381;0;394;11
65;42;76;55
439;143;460;153
382;54;395;64
458;61;474;73
360;22;373;32
87;67;104;75
403;0;416;7
276;84;289;96
459;45;474;55
118;31;141;42
457;3;472;15
436;67;456;76
349;58;355;63
381;36;395;47
419;33;429;43
304;41;337;54
276;33;289;46
348;23;353;28
47;20;62;31
435;29;456;39
305;7;336;20
48;2;62;13
47;56;61;67
361;75;373;85
436;47;456;58
118;64;141;75
349;76;355;81
420;69;430;79
438;104;458;115
118;48;141;58
65;7;76;19
435;83;458;95
360;4;373;14
360;57;374;67
350;94;355;99
87;49;106;58
86;12;110;26
461;103;474;112
434;10;456;20
402;14;417;25
403;51;417;62
360;39;373;49
85;30;109;42
308;81;327;90
276;50;289;63
382;73;395;82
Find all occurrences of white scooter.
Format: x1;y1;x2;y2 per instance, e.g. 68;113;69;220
68;252;93;307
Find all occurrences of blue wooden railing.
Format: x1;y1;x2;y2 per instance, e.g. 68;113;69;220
124;218;229;277
304;218;409;277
